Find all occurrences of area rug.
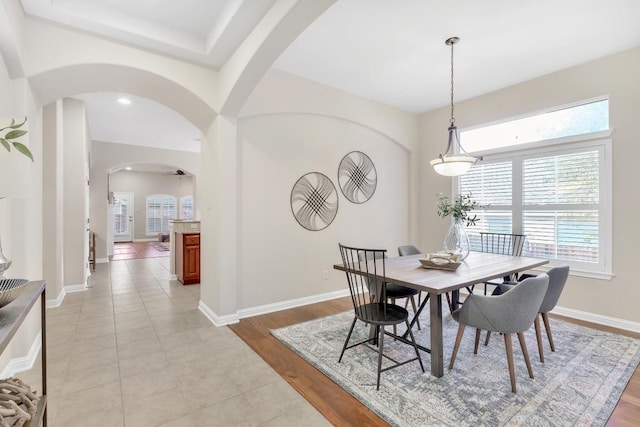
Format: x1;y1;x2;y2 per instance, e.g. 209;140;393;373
151;242;170;251
271;310;640;426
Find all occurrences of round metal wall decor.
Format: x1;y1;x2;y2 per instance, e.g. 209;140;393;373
338;151;377;204
290;172;339;231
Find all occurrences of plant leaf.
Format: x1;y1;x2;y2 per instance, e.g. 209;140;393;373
9;117;26;129
0;139;10;152
12;142;34;161
4;129;27;140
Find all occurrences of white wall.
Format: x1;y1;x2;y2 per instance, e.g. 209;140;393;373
62;98;89;287
0;52;45;376
109;171;194;240
236;70;417;310
419;47;640;324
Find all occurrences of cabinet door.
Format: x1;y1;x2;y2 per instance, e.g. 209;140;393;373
183;245;200;282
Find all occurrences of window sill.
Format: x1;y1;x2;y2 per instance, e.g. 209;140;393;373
525;265;613;281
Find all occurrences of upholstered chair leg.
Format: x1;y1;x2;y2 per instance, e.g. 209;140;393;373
474;328;481;354
534;314;544;362
542;312;555;351
376;325;384;390
517;332;534;379
504;333;517;393
449;323;466;370
409;296;421;330
484;331;492;346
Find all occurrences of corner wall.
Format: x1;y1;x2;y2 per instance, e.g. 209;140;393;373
419;47;640;324
235;69;418;310
109;171;194;241
90;141;200;260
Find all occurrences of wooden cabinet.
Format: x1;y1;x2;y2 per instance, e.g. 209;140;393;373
175;233;200;285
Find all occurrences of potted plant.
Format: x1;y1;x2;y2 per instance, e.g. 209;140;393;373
0;118;32;161
436;193;481;260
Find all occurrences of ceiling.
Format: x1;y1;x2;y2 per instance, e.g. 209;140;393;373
21;0;640;158
21;0;277;68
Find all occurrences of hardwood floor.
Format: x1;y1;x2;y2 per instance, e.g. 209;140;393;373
230;298;640;427
111;241;170;261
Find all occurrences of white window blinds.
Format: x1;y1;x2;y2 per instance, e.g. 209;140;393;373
457;140;609;275
146;195;177;234
522;150;600;263
458;161;513;251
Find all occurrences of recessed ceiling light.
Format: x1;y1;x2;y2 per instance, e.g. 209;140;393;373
125;167;132;170
118;97;131;105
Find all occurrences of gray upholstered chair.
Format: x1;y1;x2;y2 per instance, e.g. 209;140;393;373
398;245;421;257
448;274;549;393
487;266;570;362
338;244;424;390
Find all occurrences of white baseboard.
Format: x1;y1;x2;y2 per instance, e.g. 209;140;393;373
46;284;87;308
96;258;109;264
237;288;351;319
0;332;41;378
552;306;640;333
198;301;240;326
170;274;178;280
65;284;87;293
46;288;66;308
134;238;158;242
197;288;351;328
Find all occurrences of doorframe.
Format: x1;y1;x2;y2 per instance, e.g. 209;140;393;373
113;191;134;242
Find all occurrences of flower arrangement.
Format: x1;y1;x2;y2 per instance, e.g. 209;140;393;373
436;192;481;226
0;118;32;161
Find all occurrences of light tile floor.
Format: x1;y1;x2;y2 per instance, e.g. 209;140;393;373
21;258;330;427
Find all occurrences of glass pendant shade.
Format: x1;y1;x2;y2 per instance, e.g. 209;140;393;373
430;36;481;177
430;125;477;176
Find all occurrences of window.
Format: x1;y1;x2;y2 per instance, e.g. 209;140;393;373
457;100;611;278
179;196;193;220
461;99;609;152
146;194;177;235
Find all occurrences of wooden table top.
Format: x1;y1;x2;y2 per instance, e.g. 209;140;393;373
334;251;549;294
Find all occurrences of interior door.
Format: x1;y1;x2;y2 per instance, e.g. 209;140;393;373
113;192;134;242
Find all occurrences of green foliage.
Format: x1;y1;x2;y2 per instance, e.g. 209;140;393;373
0;117;33;161
436;192;482;226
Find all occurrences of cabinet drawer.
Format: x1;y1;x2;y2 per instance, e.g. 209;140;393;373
184;234;200;246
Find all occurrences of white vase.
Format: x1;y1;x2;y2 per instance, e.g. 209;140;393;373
443;218;470;261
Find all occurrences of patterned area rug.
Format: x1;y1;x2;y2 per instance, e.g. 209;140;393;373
271;309;640;426
151;242;170;251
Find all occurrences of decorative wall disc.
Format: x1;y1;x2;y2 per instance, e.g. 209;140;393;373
290;172;338;231
338;151;377;204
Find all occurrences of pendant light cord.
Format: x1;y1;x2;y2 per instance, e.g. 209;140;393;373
450;39;455;127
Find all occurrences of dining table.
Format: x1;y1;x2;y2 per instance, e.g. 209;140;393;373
333;250;549;377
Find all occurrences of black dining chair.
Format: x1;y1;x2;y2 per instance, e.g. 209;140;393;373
338;244;424;390
474;232;527;295
361;250;421;333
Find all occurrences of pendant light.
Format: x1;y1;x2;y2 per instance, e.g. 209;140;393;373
430;37;482;176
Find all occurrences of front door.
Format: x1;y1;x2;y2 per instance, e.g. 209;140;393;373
114;192;134;242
